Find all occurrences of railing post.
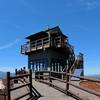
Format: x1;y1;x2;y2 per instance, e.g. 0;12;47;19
23;67;26;74
15;69;17;76
61;72;63;80
4;94;6;100
66;72;69;95
7;72;11;100
29;69;32;97
49;71;52;86
21;68;23;74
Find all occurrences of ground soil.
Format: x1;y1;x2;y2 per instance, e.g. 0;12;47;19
80;80;100;92
0;95;5;100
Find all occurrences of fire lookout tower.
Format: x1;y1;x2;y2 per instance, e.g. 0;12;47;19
21;26;84;76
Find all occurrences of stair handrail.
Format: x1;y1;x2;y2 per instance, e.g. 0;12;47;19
69;53;83;74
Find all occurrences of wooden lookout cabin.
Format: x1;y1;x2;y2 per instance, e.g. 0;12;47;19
21;26;84;76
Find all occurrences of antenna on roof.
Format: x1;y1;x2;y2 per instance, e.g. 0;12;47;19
45;25;50;30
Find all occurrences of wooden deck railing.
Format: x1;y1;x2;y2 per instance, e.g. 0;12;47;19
35;71;100;100
6;68;41;100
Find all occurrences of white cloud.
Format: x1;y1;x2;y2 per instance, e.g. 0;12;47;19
80;0;100;9
0;39;19;50
64;0;100;11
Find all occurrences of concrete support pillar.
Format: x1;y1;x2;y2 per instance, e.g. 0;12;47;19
34;64;36;71
36;62;38;71
60;66;61;72
39;62;40;71
48;58;51;71
58;63;60;72
52;63;53;71
56;63;57;72
55;63;56;72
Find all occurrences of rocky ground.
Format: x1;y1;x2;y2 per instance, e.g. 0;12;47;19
0;95;5;100
80;80;100;92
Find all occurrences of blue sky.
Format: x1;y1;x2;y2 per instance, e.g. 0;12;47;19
0;0;100;75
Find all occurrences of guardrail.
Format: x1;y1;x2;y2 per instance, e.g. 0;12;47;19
35;71;100;100
6;68;41;100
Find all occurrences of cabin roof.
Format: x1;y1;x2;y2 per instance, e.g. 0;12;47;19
26;26;68;39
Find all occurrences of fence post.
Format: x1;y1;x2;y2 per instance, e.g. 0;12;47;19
49;71;52;86
66;72;69;95
7;72;11;100
15;69;17;76
23;67;26;70
29;69;32;97
23;67;26;74
4;94;6;100
61;72;63;80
